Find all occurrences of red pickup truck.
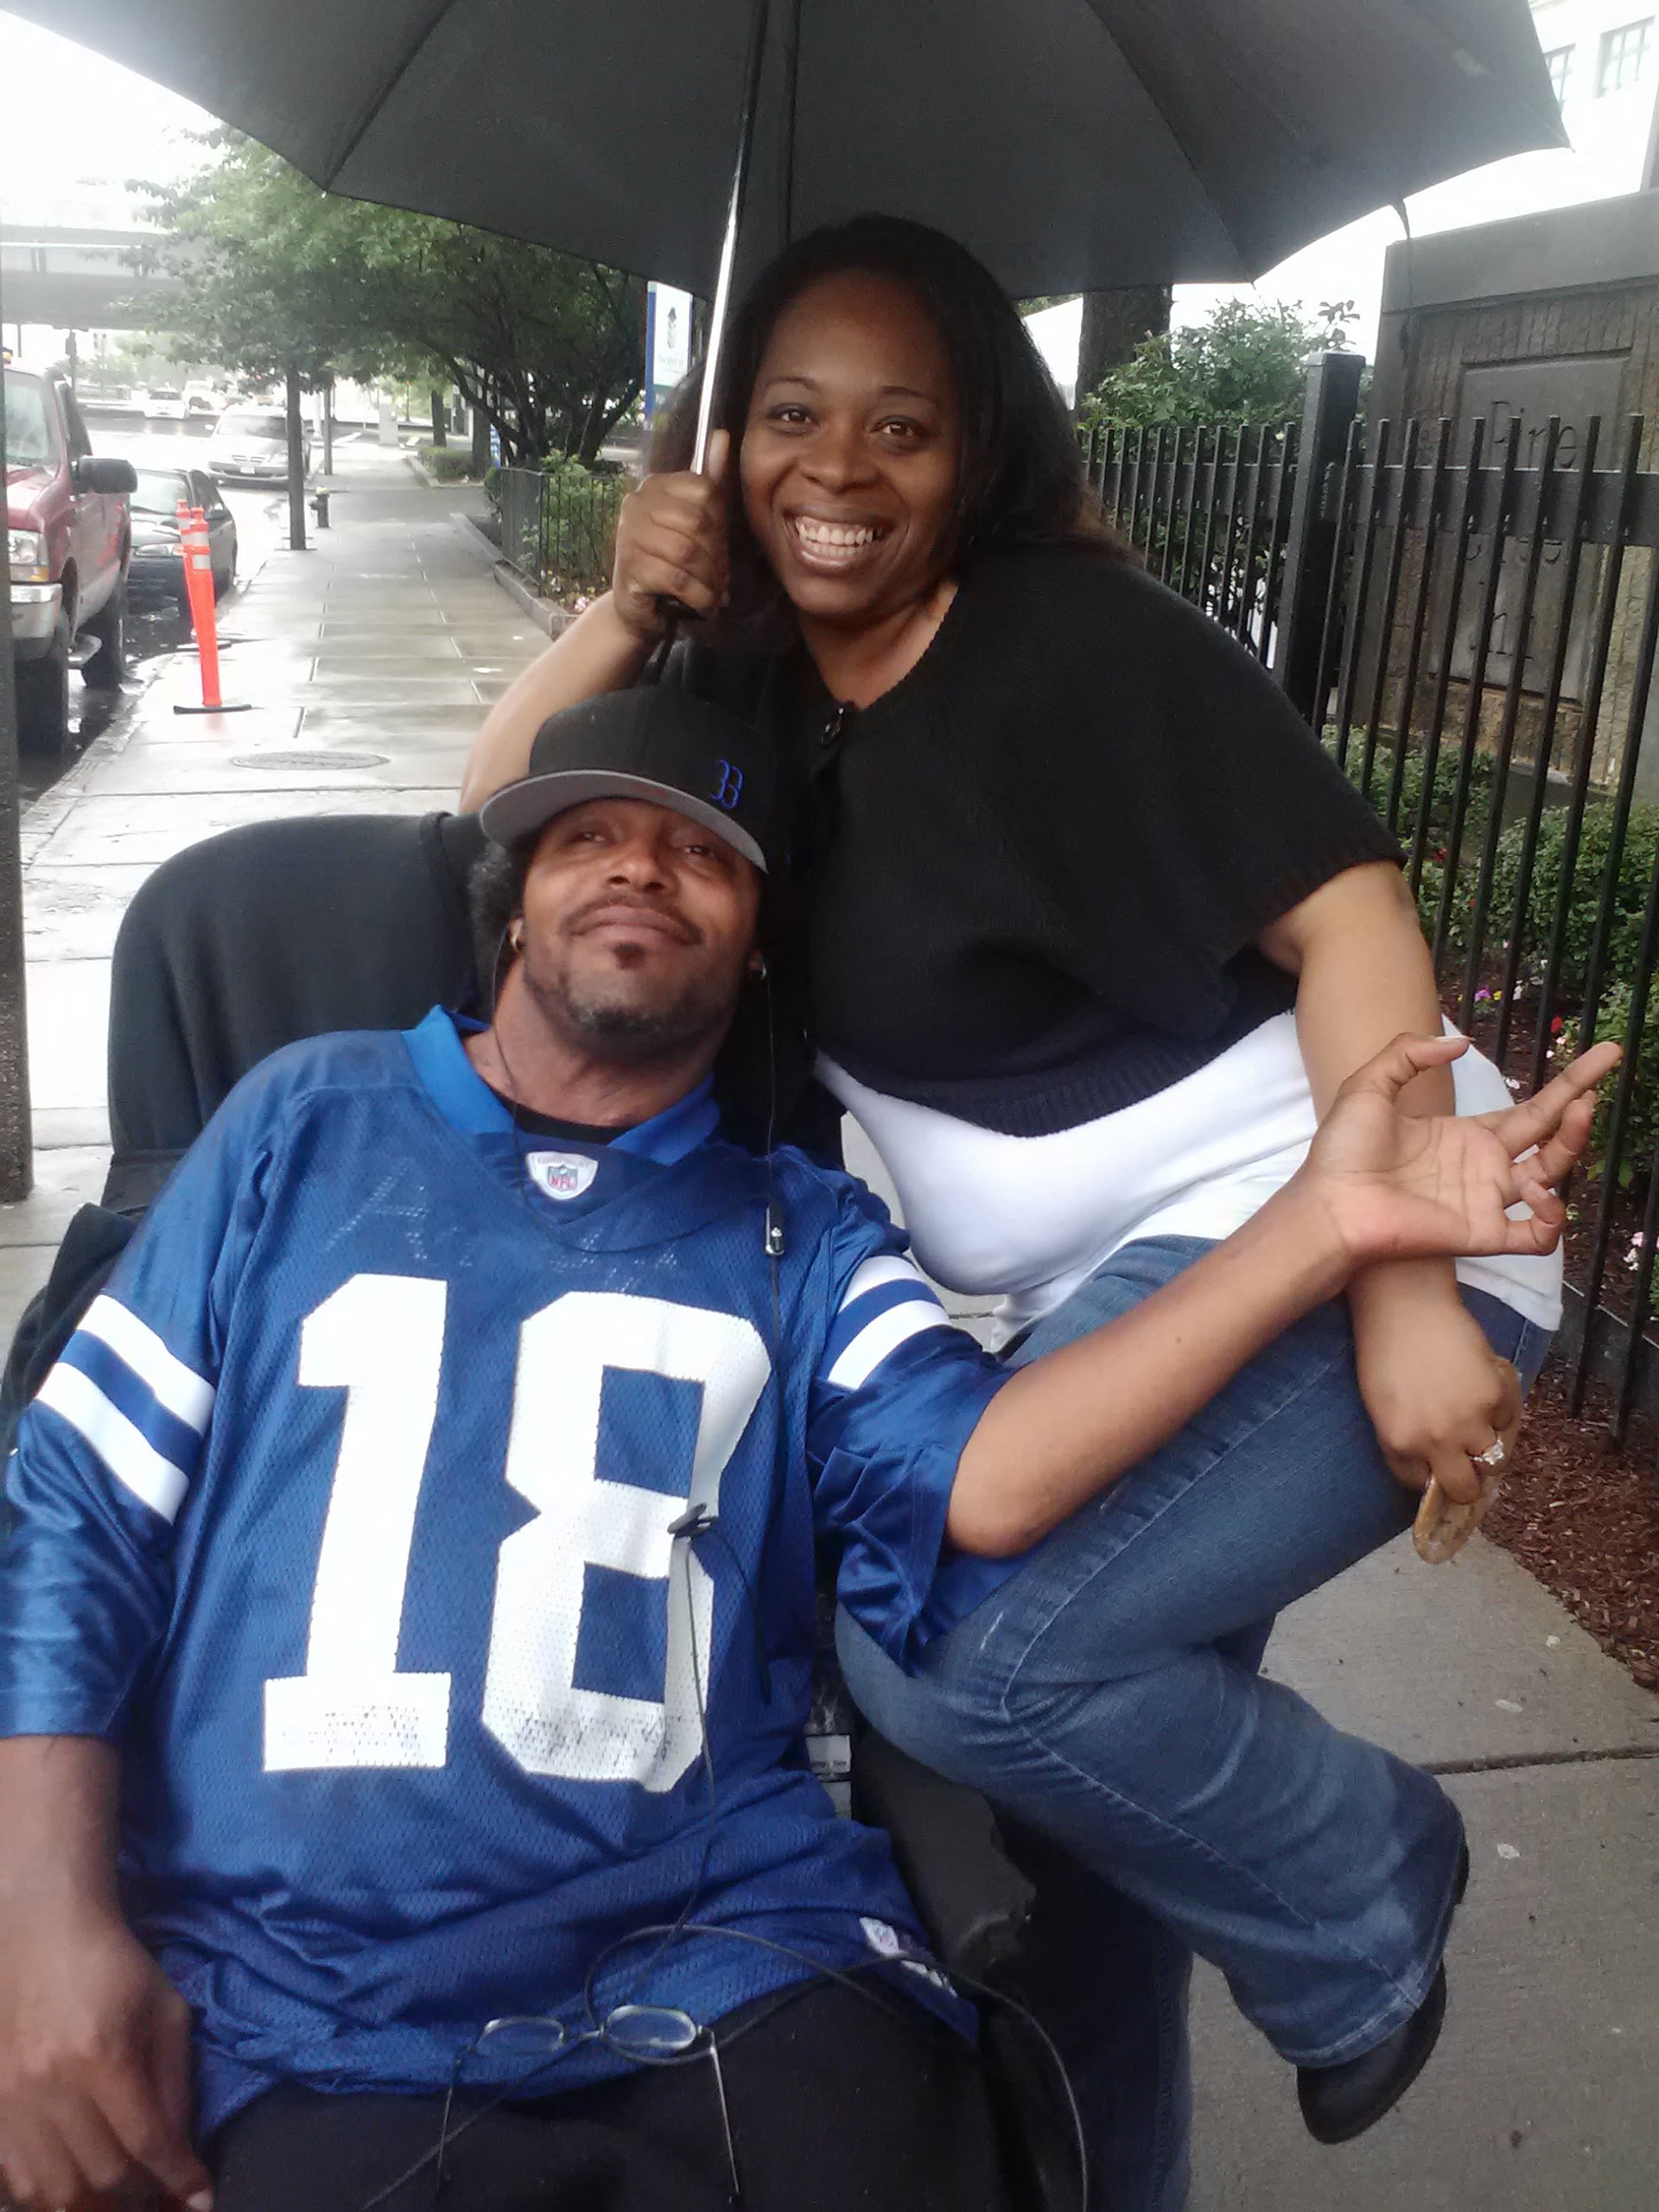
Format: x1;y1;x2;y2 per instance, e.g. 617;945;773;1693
5;366;137;757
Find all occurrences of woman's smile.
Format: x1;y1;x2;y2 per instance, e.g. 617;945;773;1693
785;509;895;572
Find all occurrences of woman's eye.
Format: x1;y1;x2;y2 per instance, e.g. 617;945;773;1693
878;417;926;441
768;404;812;428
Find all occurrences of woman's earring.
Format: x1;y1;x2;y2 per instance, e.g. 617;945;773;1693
509;922;524;950
753;953;769;982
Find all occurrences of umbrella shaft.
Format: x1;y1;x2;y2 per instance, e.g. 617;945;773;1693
693;0;772;474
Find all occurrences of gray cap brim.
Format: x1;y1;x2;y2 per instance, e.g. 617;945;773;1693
478;769;768;873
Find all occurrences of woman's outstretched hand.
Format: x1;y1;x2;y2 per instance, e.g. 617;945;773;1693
1300;1033;1621;1269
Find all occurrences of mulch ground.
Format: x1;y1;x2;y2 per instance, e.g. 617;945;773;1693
1486;1363;1659;1693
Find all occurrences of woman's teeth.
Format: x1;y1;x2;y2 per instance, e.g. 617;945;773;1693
791;516;884;558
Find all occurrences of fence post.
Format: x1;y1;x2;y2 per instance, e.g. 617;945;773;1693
1271;350;1364;721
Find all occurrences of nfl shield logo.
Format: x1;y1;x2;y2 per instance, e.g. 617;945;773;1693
526;1150;600;1202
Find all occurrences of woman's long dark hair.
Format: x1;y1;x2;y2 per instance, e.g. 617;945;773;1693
650;214;1127;636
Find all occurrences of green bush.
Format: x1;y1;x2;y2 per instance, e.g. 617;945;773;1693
1478;801;1659;1004
536;455;627;600
417;442;475;483
1326;732;1496;938
1561;981;1659;1179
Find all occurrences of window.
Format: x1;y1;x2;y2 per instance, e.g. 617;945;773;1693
1597;18;1652;92
1543;44;1573;103
1;372;56;468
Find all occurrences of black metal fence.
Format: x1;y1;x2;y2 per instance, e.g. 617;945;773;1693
495;464;628;601
1083;418;1300;662
1093;368;1659;1460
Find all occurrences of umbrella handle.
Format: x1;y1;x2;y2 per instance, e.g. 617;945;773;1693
691;0;772;474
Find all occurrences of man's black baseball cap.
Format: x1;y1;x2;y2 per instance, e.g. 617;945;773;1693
478;689;777;873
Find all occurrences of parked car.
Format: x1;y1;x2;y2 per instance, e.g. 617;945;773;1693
210;407;309;483
126;465;238;609
5;366;137;756
145;385;188;423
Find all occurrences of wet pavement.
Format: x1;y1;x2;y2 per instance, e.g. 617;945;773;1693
10;435;543;1172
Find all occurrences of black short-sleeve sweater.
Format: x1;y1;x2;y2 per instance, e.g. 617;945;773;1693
672;543;1398;1138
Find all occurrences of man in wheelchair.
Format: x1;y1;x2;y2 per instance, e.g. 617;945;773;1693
0;690;1609;2212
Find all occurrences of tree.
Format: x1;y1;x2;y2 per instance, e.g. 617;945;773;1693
1079;297;1358;430
1077;286;1173;410
137;135;643;465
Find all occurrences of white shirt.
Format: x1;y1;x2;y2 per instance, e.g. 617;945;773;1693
822;1014;1560;1343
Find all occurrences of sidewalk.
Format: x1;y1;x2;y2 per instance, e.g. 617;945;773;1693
4;439;543;1304
3;440;1656;2207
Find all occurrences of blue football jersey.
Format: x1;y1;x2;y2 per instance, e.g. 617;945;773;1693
0;1009;1013;2130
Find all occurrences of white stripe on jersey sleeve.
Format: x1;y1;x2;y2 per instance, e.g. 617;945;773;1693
836;1253;930;1309
35;1362;192;1522
826;1299;957;1394
79;1294;215;1432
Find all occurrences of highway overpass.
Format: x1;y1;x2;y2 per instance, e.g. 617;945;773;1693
0;223;186;328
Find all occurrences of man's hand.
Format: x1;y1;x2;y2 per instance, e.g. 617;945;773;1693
0;1900;211;2212
1301;1033;1618;1268
1287;1031;1618;1503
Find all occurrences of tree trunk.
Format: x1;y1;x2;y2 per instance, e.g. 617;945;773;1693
429;389;448;448
285;365;308;554
322;379;334;477
472;402;493;475
1077;286;1173;410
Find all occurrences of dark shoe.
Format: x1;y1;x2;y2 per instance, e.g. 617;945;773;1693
1296;1838;1469;2145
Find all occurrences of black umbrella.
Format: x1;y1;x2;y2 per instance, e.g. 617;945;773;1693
7;0;1562;458
6;1;1564;296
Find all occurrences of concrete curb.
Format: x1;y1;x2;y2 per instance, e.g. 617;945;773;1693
448;511;572;641
407;452;482;493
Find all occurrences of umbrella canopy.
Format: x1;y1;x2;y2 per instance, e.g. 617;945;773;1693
6;0;1562;297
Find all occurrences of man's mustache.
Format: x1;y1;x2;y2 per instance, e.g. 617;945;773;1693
560;893;702;946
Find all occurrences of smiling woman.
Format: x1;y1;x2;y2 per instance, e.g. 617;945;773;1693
458;213;1567;2209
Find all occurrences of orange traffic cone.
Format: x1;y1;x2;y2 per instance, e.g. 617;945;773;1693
173;504;250;715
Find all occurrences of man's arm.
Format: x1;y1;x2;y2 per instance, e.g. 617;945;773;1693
0;1739;213;2211
946;1035;1611;1559
0;1079;268;2211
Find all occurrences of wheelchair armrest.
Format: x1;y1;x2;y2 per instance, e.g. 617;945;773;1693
850;1731;1033;1986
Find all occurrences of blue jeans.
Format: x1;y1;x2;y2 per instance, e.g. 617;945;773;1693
837;1236;1552;2212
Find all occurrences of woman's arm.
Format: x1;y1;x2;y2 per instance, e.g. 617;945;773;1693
946;1035;1611;1558
1257;861;1509;1507
459;434;731;813
460;594;654;810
